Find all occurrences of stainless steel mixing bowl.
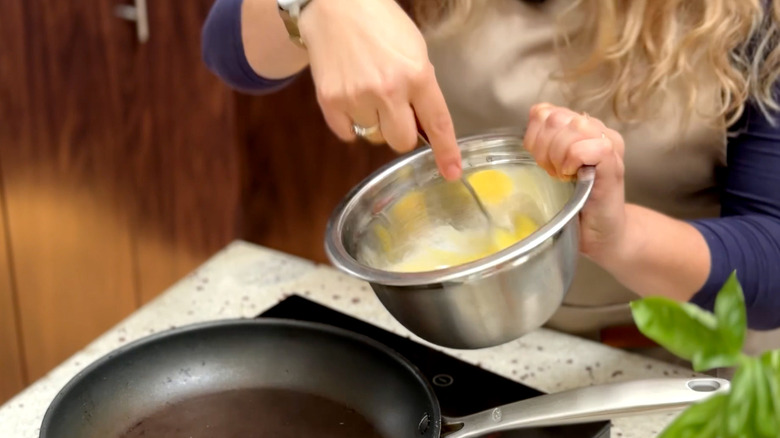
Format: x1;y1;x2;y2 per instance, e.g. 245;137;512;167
325;130;594;349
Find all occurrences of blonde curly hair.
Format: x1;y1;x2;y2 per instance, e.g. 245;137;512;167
413;0;780;128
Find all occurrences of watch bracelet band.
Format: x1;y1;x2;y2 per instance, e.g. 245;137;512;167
278;0;312;47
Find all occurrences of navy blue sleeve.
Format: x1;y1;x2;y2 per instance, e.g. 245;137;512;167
201;0;301;93
688;92;780;330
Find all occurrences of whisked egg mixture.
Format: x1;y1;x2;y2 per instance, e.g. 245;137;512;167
363;166;555;273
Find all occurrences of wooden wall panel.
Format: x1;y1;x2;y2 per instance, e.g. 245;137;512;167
0;0;138;380
123;0;241;303
236;77;397;264
0;0;34;402
0;0;240;393
0;184;25;404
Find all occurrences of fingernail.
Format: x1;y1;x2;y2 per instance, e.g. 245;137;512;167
444;163;462;180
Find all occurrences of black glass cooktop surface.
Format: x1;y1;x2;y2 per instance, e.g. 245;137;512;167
258;294;611;438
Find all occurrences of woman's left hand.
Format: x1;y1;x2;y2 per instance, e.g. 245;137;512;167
523;103;627;261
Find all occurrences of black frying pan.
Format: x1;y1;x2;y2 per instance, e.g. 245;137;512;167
40;320;728;438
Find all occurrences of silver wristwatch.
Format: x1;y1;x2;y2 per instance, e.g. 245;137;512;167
277;0;314;47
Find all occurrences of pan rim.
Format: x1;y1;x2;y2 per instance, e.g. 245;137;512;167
39;317;443;438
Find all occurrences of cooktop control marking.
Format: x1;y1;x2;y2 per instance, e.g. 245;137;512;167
432;374;454;387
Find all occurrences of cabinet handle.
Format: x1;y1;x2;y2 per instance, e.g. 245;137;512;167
114;0;150;43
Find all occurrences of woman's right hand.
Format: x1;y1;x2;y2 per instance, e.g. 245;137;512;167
298;0;462;180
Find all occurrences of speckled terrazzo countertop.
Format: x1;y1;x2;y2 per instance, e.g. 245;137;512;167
0;240;704;438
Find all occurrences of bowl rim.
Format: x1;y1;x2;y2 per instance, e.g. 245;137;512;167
324;129;595;286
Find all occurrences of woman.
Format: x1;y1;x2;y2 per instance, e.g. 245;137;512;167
201;0;780;352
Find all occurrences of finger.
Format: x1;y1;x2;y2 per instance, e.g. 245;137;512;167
316;91;356;142
560;136;618;179
523;102;555;154
353;116;385;144
377;102;418;154
322;107;357;142
524;104;558;176
605;128;625;159
533;107;577;175
547;115;604;177
578;114;624;159
523;103;551;154
347;93;385;144
410;68;461;181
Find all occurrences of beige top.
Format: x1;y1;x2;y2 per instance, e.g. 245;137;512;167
426;0;728;336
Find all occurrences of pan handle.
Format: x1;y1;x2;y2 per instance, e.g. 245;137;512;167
440;377;729;438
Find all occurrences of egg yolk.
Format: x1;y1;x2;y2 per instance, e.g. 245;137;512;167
467;169;514;205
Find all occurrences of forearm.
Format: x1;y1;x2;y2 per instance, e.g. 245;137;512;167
242;0;418;79
593;204;711;302
242;0;309;79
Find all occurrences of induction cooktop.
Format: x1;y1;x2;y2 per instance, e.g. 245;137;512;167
257;294;611;438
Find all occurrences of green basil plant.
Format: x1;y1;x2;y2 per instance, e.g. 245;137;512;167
630;271;780;438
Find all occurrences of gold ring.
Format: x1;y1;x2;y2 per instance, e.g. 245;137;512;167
351;123;380;138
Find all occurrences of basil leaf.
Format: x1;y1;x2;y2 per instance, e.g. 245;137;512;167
761;349;780;379
635;274;780;438
714;271;746;357
720;356;780;438
658;393;727;438
754;359;779;438
630;297;740;371
678;302;719;330
723;358;757;437
761;350;780;434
